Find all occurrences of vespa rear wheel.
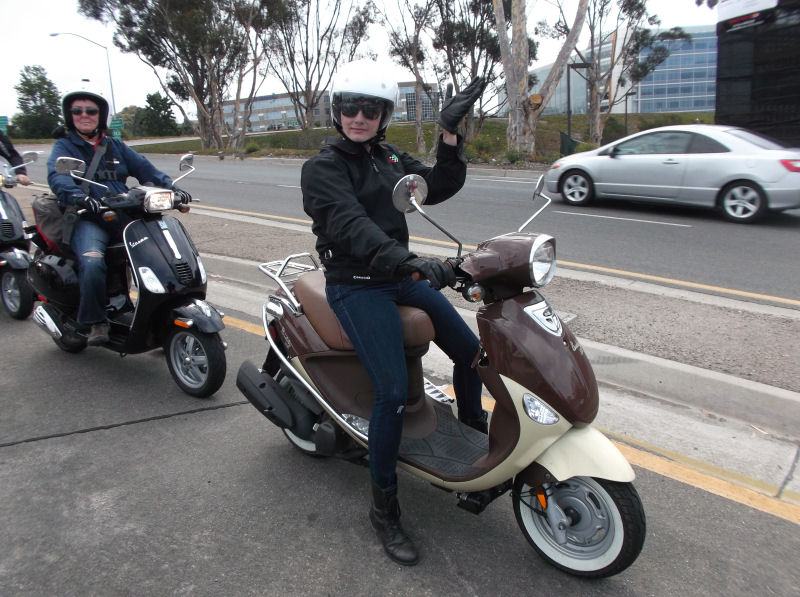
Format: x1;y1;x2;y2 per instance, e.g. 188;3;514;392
1;269;34;320
164;327;226;398
512;476;645;578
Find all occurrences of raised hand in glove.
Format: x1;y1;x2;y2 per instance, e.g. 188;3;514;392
76;196;102;215
436;76;486;134
173;188;192;204
396;256;456;291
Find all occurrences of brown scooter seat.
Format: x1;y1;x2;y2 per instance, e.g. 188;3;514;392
293;270;436;351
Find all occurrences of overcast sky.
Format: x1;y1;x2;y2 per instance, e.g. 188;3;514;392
1;0;718;124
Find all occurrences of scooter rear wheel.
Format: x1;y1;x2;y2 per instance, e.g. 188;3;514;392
1;269;34;320
164;327;226;398
512;476;645;578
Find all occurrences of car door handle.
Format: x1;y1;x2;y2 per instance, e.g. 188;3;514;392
662;159;681;165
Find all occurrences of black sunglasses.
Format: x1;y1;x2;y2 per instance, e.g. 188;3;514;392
71;107;100;116
340;100;384;120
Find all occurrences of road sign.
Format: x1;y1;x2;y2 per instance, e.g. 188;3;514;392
0;116;7;134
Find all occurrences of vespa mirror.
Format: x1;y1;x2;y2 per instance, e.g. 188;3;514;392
55;156;86;176
392;174;428;213
173;153;196;184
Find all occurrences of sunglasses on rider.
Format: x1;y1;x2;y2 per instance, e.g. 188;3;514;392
71;107;100;116
340;100;385;120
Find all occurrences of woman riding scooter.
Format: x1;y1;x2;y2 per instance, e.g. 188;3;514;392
46;87;192;345
301;59;485;565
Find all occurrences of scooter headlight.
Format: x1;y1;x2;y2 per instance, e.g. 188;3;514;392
138;266;166;294
529;235;556;288
144;189;175;213
522;393;560;425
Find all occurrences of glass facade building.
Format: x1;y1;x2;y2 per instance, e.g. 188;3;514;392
634;25;717;113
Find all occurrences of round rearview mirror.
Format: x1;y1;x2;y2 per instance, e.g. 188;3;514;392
392;174;428;213
533;174;545;199
21;151;39;164
179;153;194;170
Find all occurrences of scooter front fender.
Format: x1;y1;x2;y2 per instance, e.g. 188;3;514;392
523;426;635;486
172;299;225;333
0;248;31;269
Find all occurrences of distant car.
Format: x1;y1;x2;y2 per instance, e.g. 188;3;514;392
544;124;800;223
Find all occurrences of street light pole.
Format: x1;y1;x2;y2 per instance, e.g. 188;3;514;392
566;62;590;142
50;32;117;117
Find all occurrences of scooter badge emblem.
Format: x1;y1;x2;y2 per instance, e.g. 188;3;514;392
523;301;562;336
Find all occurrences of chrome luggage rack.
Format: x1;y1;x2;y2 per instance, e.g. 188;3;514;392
258;252;320;312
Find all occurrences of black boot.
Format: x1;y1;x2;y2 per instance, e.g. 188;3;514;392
369;482;419;566
461;409;489;434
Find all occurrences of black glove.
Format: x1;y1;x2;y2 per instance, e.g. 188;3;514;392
173;188;192;204
396;256;456;291
436;76;486;134
76;196;102;215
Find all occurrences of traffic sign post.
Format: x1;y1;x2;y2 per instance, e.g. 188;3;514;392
110;117;124;139
0;116;8;135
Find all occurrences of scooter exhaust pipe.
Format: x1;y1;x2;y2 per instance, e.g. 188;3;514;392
32;304;63;339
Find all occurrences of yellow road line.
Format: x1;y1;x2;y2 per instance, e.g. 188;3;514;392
198;204;796;308
559;260;800;308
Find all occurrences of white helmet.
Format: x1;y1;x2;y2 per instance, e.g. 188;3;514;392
331;59;399;139
62;87;109;134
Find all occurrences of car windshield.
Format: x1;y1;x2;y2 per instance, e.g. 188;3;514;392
725;128;789;150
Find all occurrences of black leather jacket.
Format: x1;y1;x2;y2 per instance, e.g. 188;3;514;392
301;135;467;285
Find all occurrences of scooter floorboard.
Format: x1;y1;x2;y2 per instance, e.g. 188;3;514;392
399;403;488;478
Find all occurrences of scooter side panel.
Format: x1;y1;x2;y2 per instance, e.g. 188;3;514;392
477;293;599;424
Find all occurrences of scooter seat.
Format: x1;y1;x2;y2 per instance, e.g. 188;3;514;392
293;270;436;351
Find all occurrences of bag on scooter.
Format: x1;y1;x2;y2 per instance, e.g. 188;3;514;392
32;193;73;252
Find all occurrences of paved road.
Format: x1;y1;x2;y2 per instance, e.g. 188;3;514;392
2;175;799;595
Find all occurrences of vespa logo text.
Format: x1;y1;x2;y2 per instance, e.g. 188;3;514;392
129;236;149;248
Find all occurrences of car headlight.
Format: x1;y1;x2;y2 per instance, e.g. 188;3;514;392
144;190;174;213
529;235;556;287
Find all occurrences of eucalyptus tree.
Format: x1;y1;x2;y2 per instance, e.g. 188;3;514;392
79;0;284;150
263;0;374;141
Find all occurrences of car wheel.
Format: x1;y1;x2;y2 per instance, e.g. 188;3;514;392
560;170;595;205
719;181;766;223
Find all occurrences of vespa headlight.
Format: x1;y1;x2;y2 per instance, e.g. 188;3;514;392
523;393;560;425
529;235;556;288
138;266;166;294
144;189;175;213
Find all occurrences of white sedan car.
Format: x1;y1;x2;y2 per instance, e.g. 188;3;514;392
544;124;800;223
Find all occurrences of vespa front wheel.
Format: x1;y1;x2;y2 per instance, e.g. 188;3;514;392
1;269;34;320
512;476;645;578
164;327;226;398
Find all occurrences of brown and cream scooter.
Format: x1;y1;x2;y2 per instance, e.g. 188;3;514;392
236;175;646;578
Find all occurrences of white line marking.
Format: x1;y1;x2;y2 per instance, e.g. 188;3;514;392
552;210;692;227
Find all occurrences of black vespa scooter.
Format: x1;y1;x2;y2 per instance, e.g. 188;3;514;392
28;153;227;398
0;151;38;319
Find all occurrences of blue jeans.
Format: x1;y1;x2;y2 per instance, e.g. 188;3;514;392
326;278;483;489
71;219;115;325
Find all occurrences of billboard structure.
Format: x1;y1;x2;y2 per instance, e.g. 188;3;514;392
715;0;800;144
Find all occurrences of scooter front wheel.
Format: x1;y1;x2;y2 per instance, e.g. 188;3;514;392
513;476;645;578
164;327;226;398
1;269;34;320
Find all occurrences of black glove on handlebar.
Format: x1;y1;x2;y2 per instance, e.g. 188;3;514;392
173;188;192;204
396;256;456;290
436;76;486;134
76;196;102;215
